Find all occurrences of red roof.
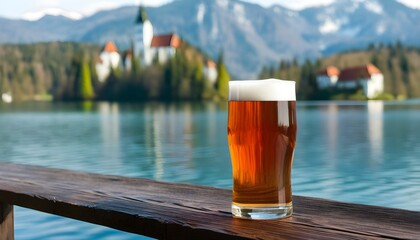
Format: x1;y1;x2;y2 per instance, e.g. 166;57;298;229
102;41;118;53
151;34;180;48
339;64;381;81
318;66;340;77
206;60;216;68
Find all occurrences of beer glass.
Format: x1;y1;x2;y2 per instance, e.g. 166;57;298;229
227;79;297;219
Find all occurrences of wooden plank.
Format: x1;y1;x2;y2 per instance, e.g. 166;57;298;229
0;202;14;240
0;163;419;239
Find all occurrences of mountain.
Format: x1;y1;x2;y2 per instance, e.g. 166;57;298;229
1;0;420;78
300;0;420;54
22;8;83;21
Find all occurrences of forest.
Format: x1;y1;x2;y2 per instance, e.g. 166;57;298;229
1;42;420;101
0;42;98;100
0;42;229;101
259;43;420;100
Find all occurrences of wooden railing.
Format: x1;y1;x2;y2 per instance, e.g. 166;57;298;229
0;162;419;239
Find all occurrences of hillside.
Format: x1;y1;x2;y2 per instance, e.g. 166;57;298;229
1;0;420;78
0;41;223;101
0;42;99;100
322;45;420;99
260;44;420;100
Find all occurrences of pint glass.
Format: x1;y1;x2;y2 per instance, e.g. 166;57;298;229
228;79;297;219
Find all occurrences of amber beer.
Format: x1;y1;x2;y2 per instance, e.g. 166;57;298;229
228;79;297;219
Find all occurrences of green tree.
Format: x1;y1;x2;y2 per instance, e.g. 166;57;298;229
161;59;173;101
130;40;141;76
399;51;411;97
371;52;379;66
131;54;140;76
367;43;375;51
215;51;230;99
399;51;410;75
79;61;95;100
268;65;275;78
259;66;269;79
192;61;205;99
298;59;317;99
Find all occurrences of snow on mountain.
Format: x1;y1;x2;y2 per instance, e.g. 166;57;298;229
319;18;340;34
376;22;386;35
233;3;251;27
196;3;206;24
22;8;83;21
216;0;229;9
271;6;299;18
364;1;383;14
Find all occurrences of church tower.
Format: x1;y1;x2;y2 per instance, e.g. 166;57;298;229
135;6;154;65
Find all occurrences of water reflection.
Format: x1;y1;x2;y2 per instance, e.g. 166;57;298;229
205;103;218;145
325;103;338;164
143;104;195;180
151;105;165;180
367;101;384;165
99;102;121;167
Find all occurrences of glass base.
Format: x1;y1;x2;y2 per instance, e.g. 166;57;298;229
231;203;292;220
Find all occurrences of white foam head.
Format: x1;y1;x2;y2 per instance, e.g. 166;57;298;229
229;79;296;101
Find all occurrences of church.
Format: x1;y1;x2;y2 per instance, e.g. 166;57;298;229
134;6;180;65
96;5;218;84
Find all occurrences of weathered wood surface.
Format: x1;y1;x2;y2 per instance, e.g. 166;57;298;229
0;163;419;239
0;203;14;240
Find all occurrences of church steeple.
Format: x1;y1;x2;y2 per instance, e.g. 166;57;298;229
134;4;154;65
136;6;149;24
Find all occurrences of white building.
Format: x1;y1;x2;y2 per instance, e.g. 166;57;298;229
317;64;384;98
336;64;384;98
135;6;154;65
1;93;12;103
150;33;181;64
316;66;340;89
134;5;218;81
135;6;179;65
95;41;121;82
204;60;218;84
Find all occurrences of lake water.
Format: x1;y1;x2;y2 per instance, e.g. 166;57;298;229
1;101;420;239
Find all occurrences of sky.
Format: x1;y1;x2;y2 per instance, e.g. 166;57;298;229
1;0;420;20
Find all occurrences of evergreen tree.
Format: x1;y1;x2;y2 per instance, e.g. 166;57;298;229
131;54;140;76
399;51;411;97
192;61;205;99
399;51;410;75
371;52;379;66
290;58;301;84
387;57;398;97
79;61;95;100
259;66;269;79
298;60;317;99
67;51;83;100
268;65;275;78
161;62;171;100
216;64;230;99
130;40;141;76
0;66;4;93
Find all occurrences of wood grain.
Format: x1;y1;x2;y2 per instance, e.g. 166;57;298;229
0;202;14;240
0;163;419;239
